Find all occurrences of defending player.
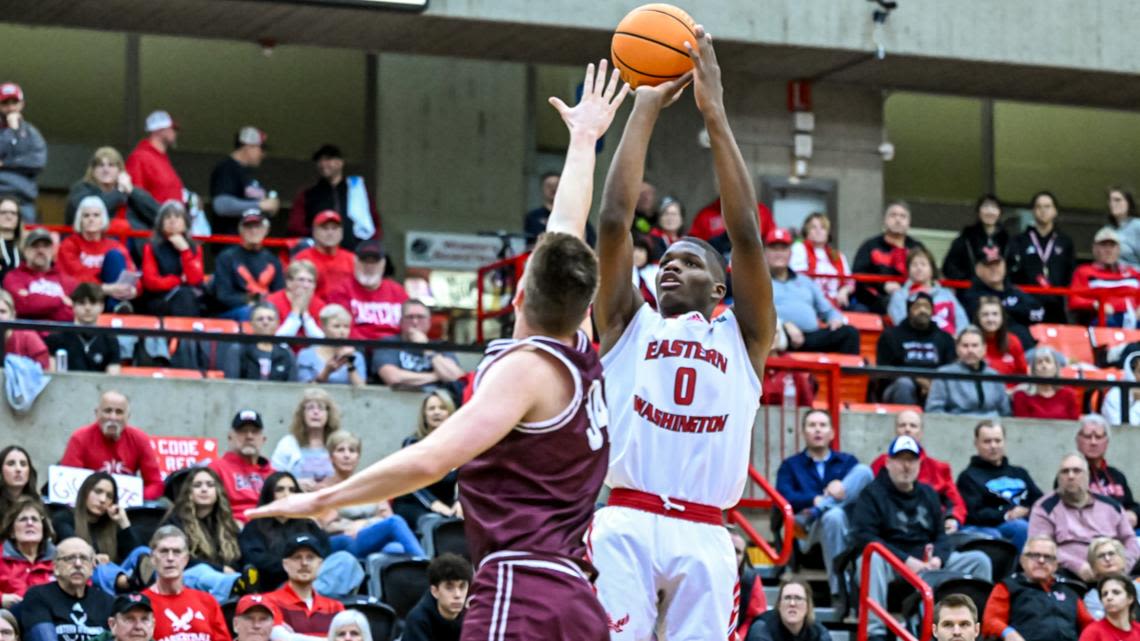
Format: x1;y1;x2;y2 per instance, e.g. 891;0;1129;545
590;26;777;640
248;60;629;640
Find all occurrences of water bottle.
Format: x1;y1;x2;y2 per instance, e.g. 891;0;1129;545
1125;299;1137;330
55;349;68;372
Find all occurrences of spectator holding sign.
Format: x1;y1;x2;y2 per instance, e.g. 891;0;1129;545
59;391;163;501
50;472;145;595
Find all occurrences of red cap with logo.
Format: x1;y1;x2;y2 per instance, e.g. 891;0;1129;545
764;227;793;246
313;210;342;227
235;594;281;622
0;83;23;103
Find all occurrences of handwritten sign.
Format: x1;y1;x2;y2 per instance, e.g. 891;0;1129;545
47;465;144;508
148;436;218;480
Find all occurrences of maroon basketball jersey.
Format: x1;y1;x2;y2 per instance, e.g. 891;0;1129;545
458;330;609;565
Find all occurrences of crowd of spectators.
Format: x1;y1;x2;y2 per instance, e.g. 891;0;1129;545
0;386;471;640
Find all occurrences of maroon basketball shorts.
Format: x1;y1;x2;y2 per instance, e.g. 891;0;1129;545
461;551;608;641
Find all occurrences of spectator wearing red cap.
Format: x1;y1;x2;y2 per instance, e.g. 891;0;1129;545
1070;227;1140;327
213;211;284;321
851;200;927;314
292;211;356;299
124;110;185;206
233;594;279;641
209;126;279;238
0;82;47;223
326;240;407;341
766;227;860;355
288;144;380;249
2;228;78;323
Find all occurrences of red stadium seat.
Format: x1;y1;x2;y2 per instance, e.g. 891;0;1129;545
97;314;161;330
843;311;886;364
1030;324;1094;364
161;317;241;334
240;321;254;334
118;367;205;379
843;402;923;415
1090;327;1140;348
786;352;868;404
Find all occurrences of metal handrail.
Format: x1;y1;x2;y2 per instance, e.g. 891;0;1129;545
857;541;934;641
726;464;795;566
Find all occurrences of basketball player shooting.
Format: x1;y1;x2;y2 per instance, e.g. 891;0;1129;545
589;26;777;641
248;60;629;640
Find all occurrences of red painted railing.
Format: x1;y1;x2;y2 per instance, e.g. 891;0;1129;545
474;252;530;342
726;465;795;566
857;542;934;641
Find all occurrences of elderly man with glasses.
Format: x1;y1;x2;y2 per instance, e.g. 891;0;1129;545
1029;453;1140;581
20;537;113;641
982;536;1092;641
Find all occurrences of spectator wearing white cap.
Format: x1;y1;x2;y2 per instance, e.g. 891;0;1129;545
125;110;185;205
1069;226;1140;327
0;82;47;223
209;126;279;237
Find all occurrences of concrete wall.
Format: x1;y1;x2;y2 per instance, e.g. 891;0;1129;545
6;373;1101;502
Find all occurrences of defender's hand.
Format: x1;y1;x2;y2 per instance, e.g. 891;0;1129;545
549;59;631;142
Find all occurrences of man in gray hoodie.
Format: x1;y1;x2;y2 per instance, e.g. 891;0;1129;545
0;83;47;223
925;325;1011;416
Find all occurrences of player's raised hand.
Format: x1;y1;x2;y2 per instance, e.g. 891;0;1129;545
684;25;724;115
549;59;631;141
633;70;693;112
245;490;325;521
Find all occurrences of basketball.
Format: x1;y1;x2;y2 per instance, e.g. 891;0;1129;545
611;4;697;88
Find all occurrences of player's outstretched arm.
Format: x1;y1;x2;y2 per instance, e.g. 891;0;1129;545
687;26;776;375
544;59;630;240
245;350;556;520
596;72;692;353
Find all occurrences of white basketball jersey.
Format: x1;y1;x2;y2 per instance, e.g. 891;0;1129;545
601;304;762;508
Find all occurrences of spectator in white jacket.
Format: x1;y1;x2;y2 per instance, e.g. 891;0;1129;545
270;388;341;491
1102;351;1140;426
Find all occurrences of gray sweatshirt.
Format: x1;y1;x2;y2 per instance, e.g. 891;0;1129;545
924;360;1011;416
0;120;47;201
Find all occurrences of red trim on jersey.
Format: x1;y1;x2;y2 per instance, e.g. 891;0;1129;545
607;488;723;525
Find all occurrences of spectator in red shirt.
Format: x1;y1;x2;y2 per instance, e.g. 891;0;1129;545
140;201;204;317
267;260;325;341
326;239;407;341
209;409;276;524
1070;227;1140;327
870;409;968;530
58;391;164;501
687;197;775;245
1011;349;1080;420
975;295;1027;379
1082;575;1140;641
57;196;138;311
264;534;344;639
142;526;233;641
0;289;49;369
124;111;185;206
292;211;356;299
2;228;78;323
0;497;55;608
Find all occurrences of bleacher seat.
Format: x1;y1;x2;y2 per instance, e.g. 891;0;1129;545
339;596;397;641
786;353;868;404
957;537;1018;583
97;314;161;330
220;597;238;636
118;366;204;379
126;506;167;549
1090;326;1140;349
366;555;429;618
842;312;885;364
161;316;241;334
842;403;922;415
240;321;253;334
1030;324;1094;364
422;517;469;560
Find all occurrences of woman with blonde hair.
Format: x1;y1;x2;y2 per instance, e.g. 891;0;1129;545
297;304;365;386
65;146;159;233
271;388;341;490
1083;538;1140;619
790;212;855;310
393;391;461;533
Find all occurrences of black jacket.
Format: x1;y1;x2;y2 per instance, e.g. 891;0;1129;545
851;234;926;313
1002;572;1084;641
212;246;284;310
65;180;159;231
876;319;956;369
238;518;330;591
223;343;297;382
942;222;1010;281
956;456;1043;527
401;592;463;641
1006;227;1076;289
848;470;951;564
746;609;832;641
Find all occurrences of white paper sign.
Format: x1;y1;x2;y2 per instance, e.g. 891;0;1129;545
47;465;145;508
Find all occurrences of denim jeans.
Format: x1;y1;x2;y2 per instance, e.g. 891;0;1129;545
329;515;425;558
